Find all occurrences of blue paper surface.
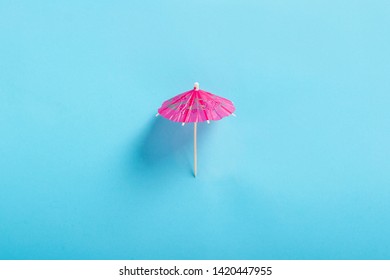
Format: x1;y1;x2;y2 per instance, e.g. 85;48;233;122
0;0;389;259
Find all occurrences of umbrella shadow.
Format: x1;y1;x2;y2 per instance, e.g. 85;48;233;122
133;116;212;178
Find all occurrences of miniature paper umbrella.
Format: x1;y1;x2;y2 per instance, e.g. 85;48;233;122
156;82;235;177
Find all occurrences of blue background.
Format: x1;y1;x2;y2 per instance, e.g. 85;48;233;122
1;0;389;259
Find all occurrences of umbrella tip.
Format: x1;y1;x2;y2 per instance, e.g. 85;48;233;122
194;82;199;90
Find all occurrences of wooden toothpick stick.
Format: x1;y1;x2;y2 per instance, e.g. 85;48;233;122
194;122;197;177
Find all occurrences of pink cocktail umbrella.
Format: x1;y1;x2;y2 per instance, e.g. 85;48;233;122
157;82;235;177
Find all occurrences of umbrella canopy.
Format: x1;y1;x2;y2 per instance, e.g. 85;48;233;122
157;82;235;123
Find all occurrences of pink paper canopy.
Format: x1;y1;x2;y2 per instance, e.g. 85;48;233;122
158;85;235;123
